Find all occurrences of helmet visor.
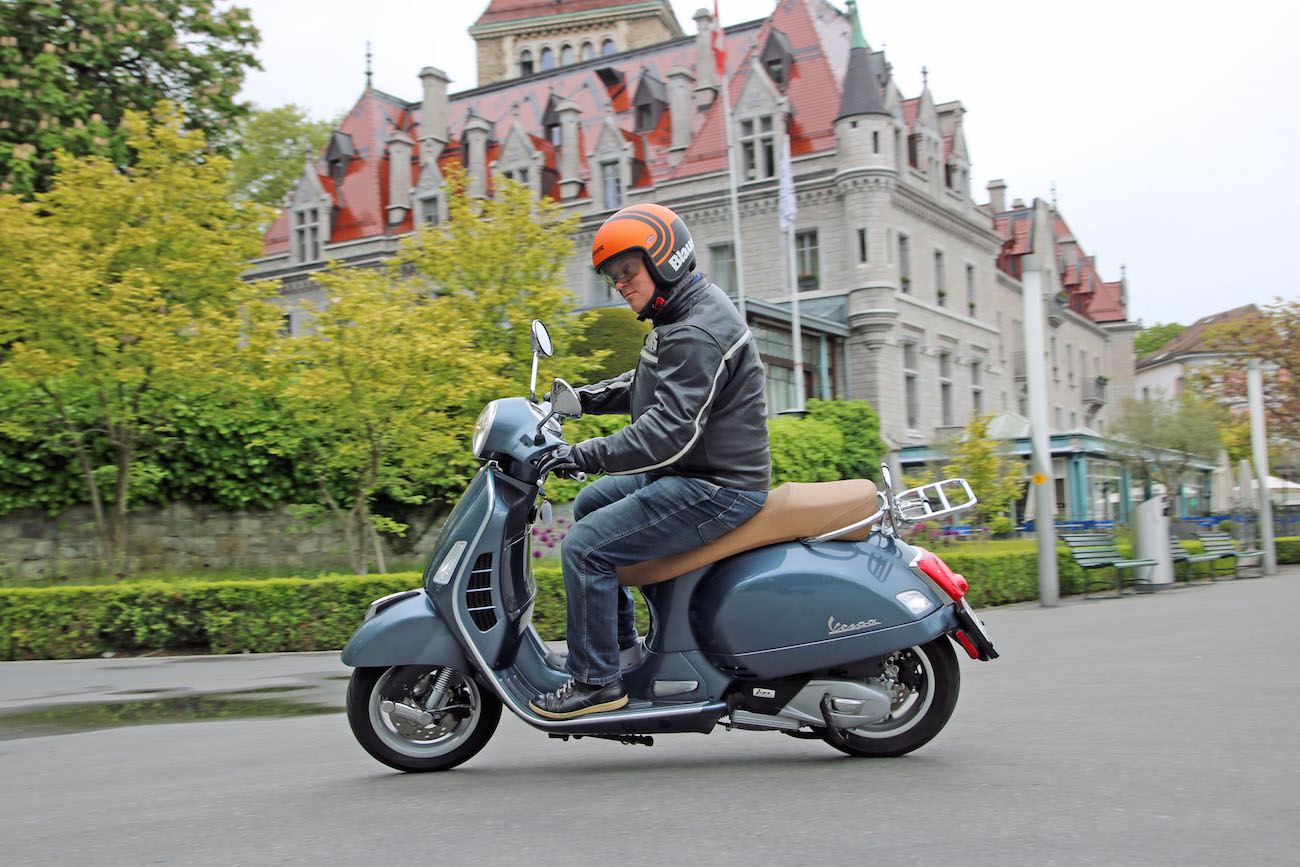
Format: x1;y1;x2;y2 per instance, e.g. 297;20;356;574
597;253;644;287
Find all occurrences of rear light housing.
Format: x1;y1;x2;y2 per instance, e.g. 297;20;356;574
912;547;969;602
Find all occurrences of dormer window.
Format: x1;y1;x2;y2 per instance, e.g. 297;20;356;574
418;194;440;227
633;69;668;132
760;28;793;89
600;160;622;209
293;207;322;263
541;93;563;148
520;50;534;76
324;131;355;188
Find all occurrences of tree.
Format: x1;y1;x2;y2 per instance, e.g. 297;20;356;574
1193;298;1300;446
1111;393;1222;499
230;104;334;209
1134;321;1186;357
0;106;269;568
256;172;597;573
941;414;1025;531
0;0;260;196
803;399;886;481
567;306;651;381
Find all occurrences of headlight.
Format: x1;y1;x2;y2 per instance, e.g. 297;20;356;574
472;400;499;457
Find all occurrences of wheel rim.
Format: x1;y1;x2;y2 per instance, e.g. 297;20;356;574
847;644;936;739
368;666;483;759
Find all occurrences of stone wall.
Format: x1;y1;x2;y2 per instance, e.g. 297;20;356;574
0;503;445;579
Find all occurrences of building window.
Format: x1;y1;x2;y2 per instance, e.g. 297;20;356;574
898;233;911;292
581;42;594;61
755;322;794;414
1051;337;1059;381
293;207;321;263
560;44;574;65
966;263;976;315
547;123;561;147
418;195;439;227
519;50;533;75
709;242;736;292
934;249;946;305
1066;342;1074;385
872;130;879;153
601;38;616;57
740;116;775;180
907;133;921;169
795;230;819;292
971;360;983;413
939;350;953;426
600;160;622;210
540;47;555;70
903;341;920;429
857;227;868;264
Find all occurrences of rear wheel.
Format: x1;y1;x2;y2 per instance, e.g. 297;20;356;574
347;665;501;772
822;638;960;758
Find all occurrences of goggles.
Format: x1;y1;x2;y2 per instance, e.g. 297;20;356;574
597;254;643;287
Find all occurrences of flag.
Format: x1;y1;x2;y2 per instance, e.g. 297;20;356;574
778;135;797;231
712;1;726;80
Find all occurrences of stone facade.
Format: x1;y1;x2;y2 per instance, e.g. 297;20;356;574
246;0;1139;500
0;504;445;579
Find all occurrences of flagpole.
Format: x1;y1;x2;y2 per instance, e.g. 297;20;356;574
718;54;747;321
781;133;805;411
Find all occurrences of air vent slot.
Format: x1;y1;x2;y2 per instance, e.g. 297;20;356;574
466;553;497;631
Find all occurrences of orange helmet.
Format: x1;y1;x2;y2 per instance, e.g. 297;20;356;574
591;203;696;286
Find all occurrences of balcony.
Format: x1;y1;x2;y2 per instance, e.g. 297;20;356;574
1083;377;1108;408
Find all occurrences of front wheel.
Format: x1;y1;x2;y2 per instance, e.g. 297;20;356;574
823;638;960;758
347;665;501;772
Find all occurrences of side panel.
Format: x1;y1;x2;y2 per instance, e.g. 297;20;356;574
340;591;471;671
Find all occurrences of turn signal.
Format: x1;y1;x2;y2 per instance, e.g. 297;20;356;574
913;547;969;601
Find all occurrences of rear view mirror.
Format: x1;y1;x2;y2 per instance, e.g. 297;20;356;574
549;378;582;419
530;320;553;358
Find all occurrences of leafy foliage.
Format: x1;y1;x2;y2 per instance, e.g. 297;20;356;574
1111;393;1222;496
768;417;843;485
0;107;269;567
1133;321;1187;356
229;103;334;209
567;307;652;381
941;414;1025;527
803;399;886;481
0;0;261;196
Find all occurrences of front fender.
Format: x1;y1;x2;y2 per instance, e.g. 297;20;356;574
340;590;471;671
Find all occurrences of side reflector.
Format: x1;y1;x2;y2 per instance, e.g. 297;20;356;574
914;547;969;601
953;630;980;659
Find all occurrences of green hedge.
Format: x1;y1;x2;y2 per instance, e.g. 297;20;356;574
5;541;1297;660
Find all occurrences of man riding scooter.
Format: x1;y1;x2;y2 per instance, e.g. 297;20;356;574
529;203;772;719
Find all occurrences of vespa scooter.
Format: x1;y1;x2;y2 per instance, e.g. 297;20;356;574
342;320;998;772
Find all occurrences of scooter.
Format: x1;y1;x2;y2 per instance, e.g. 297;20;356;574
341;320;999;772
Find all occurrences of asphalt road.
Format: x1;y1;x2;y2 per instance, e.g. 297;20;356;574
2;572;1298;866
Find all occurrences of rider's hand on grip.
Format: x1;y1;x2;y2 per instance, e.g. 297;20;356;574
537;443;585;482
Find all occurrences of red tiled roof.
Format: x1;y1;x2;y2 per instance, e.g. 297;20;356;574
475;0;644;27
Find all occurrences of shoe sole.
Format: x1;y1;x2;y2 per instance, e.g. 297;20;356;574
527;694;630;720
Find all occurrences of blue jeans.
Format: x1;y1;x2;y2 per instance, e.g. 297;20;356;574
562;474;767;685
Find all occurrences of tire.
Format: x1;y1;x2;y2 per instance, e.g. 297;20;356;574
823;638;960;758
347;665;501;773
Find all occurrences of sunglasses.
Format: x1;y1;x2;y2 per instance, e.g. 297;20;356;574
598;255;643;287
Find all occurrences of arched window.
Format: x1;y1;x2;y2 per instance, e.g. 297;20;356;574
560;44;574;65
601;38;616;57
581;42;594;61
519;50;533;76
540;47;555;70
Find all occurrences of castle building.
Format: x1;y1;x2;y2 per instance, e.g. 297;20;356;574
246;0;1145;522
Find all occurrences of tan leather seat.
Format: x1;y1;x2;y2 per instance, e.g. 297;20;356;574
616;478;879;587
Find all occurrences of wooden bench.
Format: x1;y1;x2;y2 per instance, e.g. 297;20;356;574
1169;537;1223;584
1194;531;1264;579
1061;533;1158;598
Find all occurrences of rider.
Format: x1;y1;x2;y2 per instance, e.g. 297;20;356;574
529;203;772;719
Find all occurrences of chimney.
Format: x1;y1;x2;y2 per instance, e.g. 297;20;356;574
557;98;583;200
693;7;717;107
463;114;492;197
667;64;695;155
987;178;1006;213
419;66;450;160
386;129;415;226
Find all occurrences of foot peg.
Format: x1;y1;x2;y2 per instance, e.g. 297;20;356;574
549;733;655;747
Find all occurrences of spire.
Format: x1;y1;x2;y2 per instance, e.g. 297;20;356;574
837;0;889;119
365;40;373;88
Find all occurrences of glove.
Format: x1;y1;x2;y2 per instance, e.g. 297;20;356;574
541;443;587;480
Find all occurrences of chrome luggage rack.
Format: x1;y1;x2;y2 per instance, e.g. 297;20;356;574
801;465;978;545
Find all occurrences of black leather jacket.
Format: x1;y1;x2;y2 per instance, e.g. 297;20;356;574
570;274;771;492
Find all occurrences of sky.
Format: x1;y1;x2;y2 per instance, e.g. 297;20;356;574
237;0;1300;328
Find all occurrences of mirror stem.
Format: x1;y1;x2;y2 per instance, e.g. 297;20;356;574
529;353;540;402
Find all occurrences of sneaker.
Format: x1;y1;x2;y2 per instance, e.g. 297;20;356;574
529;678;628;719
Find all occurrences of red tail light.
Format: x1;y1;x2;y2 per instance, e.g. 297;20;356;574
913;547;968;601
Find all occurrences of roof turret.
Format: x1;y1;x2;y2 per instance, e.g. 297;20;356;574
836;0;888;119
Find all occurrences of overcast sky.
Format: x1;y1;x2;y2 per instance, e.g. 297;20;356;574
238;0;1299;328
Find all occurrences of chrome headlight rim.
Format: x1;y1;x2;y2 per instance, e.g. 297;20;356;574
471;400;500;458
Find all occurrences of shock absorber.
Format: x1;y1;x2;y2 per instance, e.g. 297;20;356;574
422;667;457;711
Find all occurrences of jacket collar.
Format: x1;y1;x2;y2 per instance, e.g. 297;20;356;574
638;272;705;324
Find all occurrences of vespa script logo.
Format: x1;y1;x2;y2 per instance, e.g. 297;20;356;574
666;237;695;271
827;615;882;636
